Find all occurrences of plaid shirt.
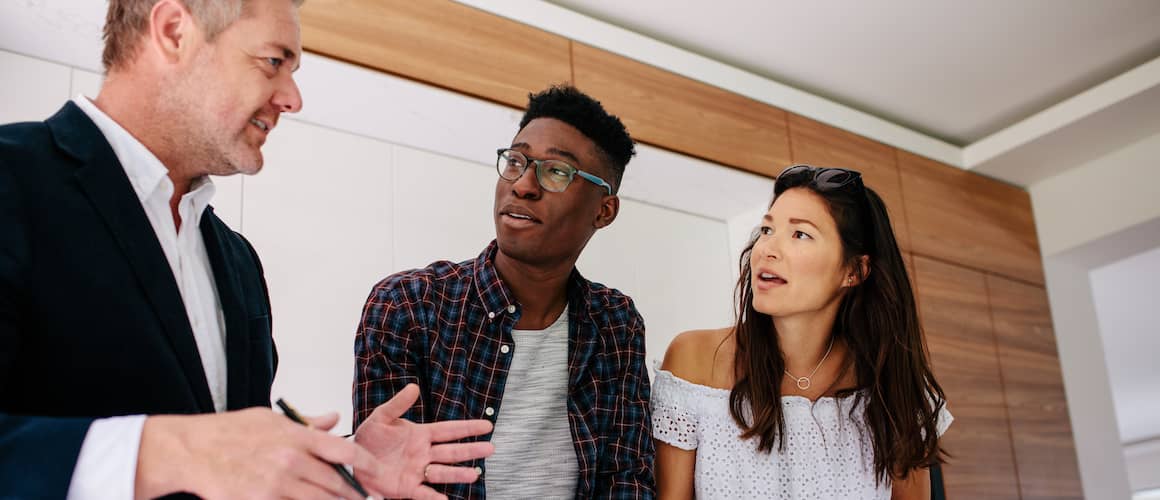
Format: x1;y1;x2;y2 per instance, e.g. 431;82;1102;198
354;241;655;499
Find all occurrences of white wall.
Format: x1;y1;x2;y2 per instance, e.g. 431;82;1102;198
1031;131;1160;257
1;48;766;433
0;50;70;124
1042;251;1133;500
1090;245;1160;445
1031;131;1160;498
1127;439;1160;493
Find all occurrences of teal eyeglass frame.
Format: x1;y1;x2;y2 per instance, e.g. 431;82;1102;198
496;148;613;195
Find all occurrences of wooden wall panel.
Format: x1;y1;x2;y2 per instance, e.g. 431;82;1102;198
571;43;791;178
903;251;915;284
987;275;1084;500
899;150;1044;285
299;0;572;108
914;257;1020;500
788;114;911;250
903;251;920;311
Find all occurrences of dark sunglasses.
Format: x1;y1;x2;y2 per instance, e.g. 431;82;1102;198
776;164;863;190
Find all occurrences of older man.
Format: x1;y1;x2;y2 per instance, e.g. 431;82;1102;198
0;1;491;498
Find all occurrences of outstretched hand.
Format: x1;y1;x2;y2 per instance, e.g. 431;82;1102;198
135;407;384;500
354;384;495;500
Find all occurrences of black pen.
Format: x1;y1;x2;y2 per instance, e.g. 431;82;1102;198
275;398;373;500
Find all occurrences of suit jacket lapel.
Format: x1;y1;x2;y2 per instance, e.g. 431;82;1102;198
199;210;252;410
47;102;215;413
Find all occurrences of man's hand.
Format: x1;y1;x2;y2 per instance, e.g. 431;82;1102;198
354;384;495;500
135;407;385;500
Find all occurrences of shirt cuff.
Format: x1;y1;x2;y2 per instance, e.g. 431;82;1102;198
66;414;147;500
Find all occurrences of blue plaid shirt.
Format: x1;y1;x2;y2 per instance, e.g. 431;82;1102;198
354;241;655;499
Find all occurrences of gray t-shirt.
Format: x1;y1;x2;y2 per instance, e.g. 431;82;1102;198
485;306;579;499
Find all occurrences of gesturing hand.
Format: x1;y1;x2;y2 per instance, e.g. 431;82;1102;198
135;407;384;500
354;384;495;500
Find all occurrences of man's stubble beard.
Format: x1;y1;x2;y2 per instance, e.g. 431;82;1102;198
162;64;257;179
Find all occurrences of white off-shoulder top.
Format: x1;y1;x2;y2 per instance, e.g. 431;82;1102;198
651;366;952;500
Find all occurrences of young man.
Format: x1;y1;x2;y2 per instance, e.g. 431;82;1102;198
355;85;655;498
0;1;491;498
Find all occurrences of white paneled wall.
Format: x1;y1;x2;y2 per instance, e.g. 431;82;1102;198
243;118;399;430
1;49;765;433
578;200;735;366
68;67;103;101
0;51;70;124
391;147;499;271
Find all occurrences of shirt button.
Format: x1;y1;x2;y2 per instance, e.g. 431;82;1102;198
474;466;483;476
487;311;496;320
500;345;510;354
506;304;516;314
484;407;495;417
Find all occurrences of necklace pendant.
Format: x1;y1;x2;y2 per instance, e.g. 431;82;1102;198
796;377;811;390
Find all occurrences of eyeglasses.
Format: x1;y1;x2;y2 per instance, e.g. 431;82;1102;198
776;164;863;191
496;148;613;195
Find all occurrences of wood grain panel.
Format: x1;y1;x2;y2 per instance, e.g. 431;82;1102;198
572;43;791;177
903;251;920;311
299;0;572;108
987;275;1083;500
914;257;1020;500
899;151;1044;285
788;114;911;250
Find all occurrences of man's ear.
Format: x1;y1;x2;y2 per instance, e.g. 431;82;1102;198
147;0;196;65
594;195;619;229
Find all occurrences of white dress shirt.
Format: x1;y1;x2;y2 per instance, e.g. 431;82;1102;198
65;95;229;499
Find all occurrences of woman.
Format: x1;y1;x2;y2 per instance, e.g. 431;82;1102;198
652;165;951;499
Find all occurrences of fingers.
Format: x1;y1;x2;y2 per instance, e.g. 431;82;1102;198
411;484;450;500
302;412;340;432
424;419;494;442
304;429;383;478
372;383;420;423
429;441;495;463
284;477;349;500
294;457;367;500
422;464;483;485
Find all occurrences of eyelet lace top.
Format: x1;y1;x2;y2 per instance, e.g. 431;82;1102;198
651;365;953;499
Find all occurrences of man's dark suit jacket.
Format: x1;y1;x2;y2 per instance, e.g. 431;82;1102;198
0;102;276;498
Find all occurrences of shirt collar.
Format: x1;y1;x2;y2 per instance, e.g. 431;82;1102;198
472;241;518;316
72;95;215;222
185;175;217;225
473;240;597;324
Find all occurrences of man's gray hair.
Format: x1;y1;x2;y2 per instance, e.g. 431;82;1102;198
102;0;305;71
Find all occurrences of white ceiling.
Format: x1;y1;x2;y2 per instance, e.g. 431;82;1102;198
547;0;1160;146
1091;246;1160;444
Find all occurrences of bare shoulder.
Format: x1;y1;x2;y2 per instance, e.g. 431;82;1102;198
661;327;734;386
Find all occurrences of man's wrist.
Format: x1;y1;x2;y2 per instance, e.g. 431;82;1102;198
134;415;194;500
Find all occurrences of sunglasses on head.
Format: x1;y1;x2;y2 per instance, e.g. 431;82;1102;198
776;164;863;191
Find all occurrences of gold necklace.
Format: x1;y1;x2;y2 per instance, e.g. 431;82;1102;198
784;336;835;391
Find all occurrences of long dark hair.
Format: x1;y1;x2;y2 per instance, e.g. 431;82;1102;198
728;165;948;482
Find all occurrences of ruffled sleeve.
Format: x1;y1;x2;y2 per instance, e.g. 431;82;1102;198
936;401;954;437
650;367;701;450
